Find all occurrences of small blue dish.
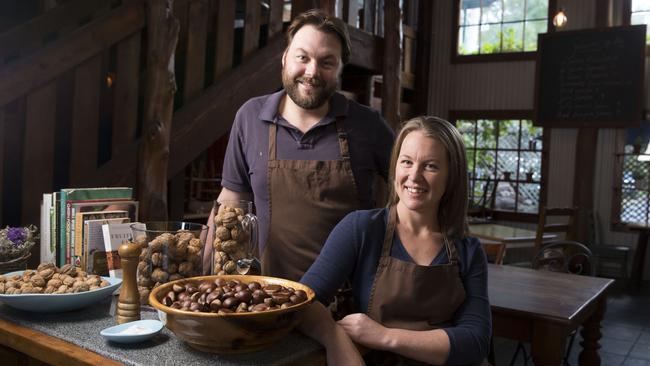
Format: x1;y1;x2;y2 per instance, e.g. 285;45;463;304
100;319;163;344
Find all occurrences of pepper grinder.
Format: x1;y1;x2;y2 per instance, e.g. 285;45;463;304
117;241;141;324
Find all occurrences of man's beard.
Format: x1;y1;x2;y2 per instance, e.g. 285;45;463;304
282;70;338;110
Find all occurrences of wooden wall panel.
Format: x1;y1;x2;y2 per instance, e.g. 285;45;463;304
243;0;261;59
22;83;56;225
268;0;284;39
183;0;208;102
112;32;142;151
69;55;102;186
213;0;235;79
0;109;4;225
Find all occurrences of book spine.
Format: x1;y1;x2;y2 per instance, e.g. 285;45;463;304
59;190;68;267
40;194;53;264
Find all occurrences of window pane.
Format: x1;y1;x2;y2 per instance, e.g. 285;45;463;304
459;1;482;26
476;120;497;148
520;151;541;179
459;26;480;54
518;183;540;213
631;12;650;44
620;188;648;224
480;23;502;53
632;0;650;12
523;20;546;51
502;22;524;52
482;0;503;24
494;181;517;210
498;120;519;149
458;120;476;148
503;0;525;22
520;120;543;150
526;0;549;20
497;150;519;179
475;150;496;179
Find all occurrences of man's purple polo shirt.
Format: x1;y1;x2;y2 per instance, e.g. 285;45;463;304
221;90;395;254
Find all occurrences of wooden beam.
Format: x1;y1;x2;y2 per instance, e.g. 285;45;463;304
268;0;284;38
381;0;401;129
168;35;285;175
112;32;142;151
347;26;383;73
0;0;113;65
414;0;433;115
291;0;318;19
363;0;377;33
343;0;360;26
0;1;145;108
22;83;57;225
69;55;102;186
213;0;235;80
572;128;598;243
243;0;261;58
137;0;180;221
183;0;208;101
0;108;4;225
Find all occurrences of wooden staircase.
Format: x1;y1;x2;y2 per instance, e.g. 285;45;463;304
0;0;431;233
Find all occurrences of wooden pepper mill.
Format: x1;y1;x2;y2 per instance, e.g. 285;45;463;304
117;241;141;324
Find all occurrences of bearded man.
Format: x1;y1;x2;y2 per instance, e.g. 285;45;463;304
204;9;394;281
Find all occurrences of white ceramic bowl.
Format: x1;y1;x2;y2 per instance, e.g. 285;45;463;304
0;271;122;312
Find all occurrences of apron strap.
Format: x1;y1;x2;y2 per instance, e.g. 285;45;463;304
268;122;278;161
334;119;351;161
381;206;398;258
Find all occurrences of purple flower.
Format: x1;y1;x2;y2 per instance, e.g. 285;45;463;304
7;227;25;247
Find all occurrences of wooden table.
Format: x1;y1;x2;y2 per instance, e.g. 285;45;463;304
488;264;614;366
470;223;554;243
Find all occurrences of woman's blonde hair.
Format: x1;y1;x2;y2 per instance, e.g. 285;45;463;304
387;116;469;239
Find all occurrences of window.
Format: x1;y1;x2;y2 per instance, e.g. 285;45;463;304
630;0;650;44
614;125;650;225
456;0;549;56
457;118;543;213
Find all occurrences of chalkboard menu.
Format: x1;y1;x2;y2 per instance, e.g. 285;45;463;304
535;25;646;128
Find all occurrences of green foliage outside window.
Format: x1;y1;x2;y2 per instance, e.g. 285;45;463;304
458;0;548;55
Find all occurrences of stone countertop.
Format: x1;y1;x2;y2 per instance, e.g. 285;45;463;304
0;296;323;366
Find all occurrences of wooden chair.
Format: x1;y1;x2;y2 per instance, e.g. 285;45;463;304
480;238;506;265
510;240;594;366
534;207;578;252
586;210;630;279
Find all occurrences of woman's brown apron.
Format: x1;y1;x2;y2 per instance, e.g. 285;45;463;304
364;206;468;365
261;119;359;281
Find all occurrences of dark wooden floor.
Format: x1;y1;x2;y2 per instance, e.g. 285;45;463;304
494;279;650;366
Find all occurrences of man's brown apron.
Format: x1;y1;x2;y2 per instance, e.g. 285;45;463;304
261;119;359;281
364;206;468;365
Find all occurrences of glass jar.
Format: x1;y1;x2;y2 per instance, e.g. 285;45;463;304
211;200;259;275
132;222;207;304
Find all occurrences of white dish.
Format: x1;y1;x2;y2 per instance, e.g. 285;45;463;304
0;271;122;312
100;319;163;343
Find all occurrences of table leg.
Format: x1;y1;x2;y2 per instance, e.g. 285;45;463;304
579;296;606;366
631;230;649;287
530;321;567;366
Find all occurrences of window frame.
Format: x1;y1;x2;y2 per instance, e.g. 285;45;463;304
623;0;650;55
450;110;548;222
451;0;557;63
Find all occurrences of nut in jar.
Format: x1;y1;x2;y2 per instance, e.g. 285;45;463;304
132;222;207;304
212;200;260;275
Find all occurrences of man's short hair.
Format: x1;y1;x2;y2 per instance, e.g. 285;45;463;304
286;9;351;65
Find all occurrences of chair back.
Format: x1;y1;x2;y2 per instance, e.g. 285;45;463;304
534;207;577;252
532;240;594;276
479;239;506;265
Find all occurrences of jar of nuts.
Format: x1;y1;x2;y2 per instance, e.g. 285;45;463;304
212;200;259;276
132;222;207;304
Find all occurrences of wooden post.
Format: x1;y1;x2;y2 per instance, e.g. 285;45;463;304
415;0;434;116
381;0;401;129
138;0;180;221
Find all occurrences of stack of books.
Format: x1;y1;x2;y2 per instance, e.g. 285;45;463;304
39;187;139;275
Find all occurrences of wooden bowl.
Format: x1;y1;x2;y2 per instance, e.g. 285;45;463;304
149;275;315;354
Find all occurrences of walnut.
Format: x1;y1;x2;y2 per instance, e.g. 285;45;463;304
63;276;76;286
0;283;4;294
138;276;154;288
37;262;56;272
151;252;164;267
77;270;87;277
168;240;188;260
137;261;151;277
56;285;67;294
167;262;178;274
169;274;183;282
44;286;55;294
10;275;20;281
187;244;202;257
85;276;101;287
37;268;55;281
30;275;45;288
100;279;110;287
178;261;194;277
230;227;242;241
138;286;151;305
221;240;239;254
59;264;77;277
5;288;18;294
73;282;90;292
151;268;169;283
47;279;63;288
189;238;202;248
176;231;194;246
213;239;222;252
215;226;231;241
5;280;17;289
0;275;5;283
223;260;236;274
139;246;151;261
